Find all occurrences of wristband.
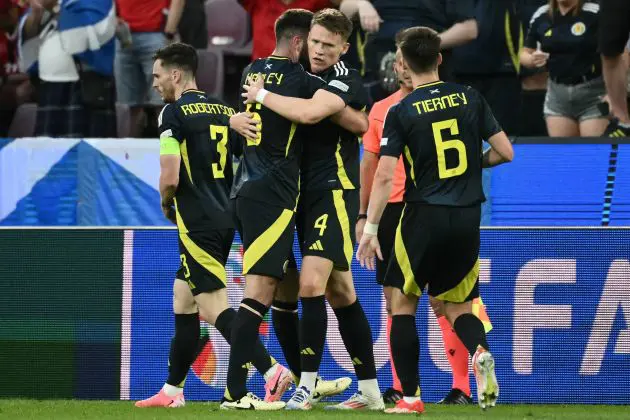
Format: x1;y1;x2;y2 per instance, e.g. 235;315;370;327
357;214;367;222
364;222;379;236
255;88;269;104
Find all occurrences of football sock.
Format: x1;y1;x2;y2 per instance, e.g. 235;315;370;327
453;313;490;356
215;308;275;376
225;298;268;401
390;315;420;397
387;314;402;391
334;300;377;381
271;300;301;378
165;313;200;388
162;383;184;397
438;316;470;395
298;295;327;392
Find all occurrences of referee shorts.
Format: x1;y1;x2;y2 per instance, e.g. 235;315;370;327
235;196;296;281
177;228;234;295
375;201;404;285
599;0;630;57
384;203;482;302
296;189;358;271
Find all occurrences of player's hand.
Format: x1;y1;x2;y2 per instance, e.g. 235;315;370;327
242;73;264;104
162;205;177;225
355;218;366;243
532;50;549;68
358;0;383;33
230;112;259;139
356;233;383;271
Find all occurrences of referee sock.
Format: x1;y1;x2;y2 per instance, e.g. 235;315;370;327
225;298;269;401
215;308;275;376
298;295;327;392
390;315;420;398
453;313;490;356
333;300;377;382
166;313;200;388
438;315;470;396
272;300;301;378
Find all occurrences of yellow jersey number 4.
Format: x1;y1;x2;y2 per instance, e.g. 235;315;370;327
210;125;228;178
245;102;262;146
432;118;467;179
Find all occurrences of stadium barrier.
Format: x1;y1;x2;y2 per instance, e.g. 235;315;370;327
2;137;630;227
1;227;628;404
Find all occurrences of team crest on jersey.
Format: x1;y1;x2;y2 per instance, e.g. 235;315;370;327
571;22;586;36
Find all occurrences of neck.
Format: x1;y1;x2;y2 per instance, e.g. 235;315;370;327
272;45;295;62
400;85;413;98
557;0;578;15
410;71;440;89
174;80;199;101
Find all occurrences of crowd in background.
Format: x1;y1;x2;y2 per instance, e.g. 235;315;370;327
0;0;629;139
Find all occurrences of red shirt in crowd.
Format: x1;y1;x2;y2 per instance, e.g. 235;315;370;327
240;0;333;60
115;0;169;32
0;0;25;77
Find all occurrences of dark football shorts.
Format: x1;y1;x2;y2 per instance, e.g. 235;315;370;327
599;0;630;57
177;228;235;295
375;201;405;285
235;196;296;281
384;203;482;302
296;189;359;271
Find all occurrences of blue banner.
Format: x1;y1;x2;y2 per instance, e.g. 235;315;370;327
126;228;630;404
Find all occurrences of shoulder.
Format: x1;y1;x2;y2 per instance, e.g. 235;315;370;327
331;60;361;81
370;91;401;120
529;4;549;25
582;2;599;15
158;103;175;127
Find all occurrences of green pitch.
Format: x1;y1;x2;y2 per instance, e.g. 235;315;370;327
1;400;629;420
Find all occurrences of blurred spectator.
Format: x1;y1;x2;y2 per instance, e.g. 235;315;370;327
452;0;523;136
599;0;630;137
178;0;207;48
114;0;185;137
340;0;478;104
521;1;606;137
239;0;339;61
0;0;30;136
18;0;117;138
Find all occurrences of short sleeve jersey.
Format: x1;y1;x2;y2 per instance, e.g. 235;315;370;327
301;61;368;191
380;81;502;207
232;56;324;209
525;2;600;81
158;90;237;232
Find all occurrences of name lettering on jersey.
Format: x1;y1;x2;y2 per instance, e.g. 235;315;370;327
412;93;468;115
180;103;235;117
245;72;284;86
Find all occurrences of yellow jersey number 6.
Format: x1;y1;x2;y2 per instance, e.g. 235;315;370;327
210;125;228;179
245;102;262;146
432;118;467;179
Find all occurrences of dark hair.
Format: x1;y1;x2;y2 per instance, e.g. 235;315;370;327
153;42;198;74
395;28;408;48
399;26;441;74
311;8;353;41
275;9;314;43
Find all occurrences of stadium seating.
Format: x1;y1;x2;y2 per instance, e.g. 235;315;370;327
205;0;252;57
7;103;36;138
196;48;225;98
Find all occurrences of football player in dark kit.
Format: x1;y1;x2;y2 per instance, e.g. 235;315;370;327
357;27;514;414
136;43;290;409
241;8;383;411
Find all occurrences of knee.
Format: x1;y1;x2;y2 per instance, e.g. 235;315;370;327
243;275;277;307
299;270;328;297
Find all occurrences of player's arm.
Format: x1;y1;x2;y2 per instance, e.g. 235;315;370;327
158;105;183;223
356;106;383;241
330;106;369;136
482;132;514;168
244;76;345;124
478;90;514;168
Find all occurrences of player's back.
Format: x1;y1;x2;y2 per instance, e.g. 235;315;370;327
233;56;319;209
159;89;236;232
382;81;502;207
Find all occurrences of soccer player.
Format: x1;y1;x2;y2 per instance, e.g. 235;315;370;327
135;43;291;408
242;9;383;411
359;32;492;406
220;9;346;410
357;27;514;414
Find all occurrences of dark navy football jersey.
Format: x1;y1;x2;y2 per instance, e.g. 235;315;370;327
380;81;502;206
